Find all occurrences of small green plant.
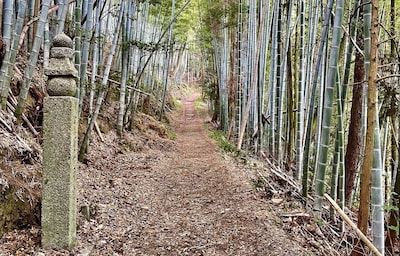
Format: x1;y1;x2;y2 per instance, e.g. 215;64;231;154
252;176;266;190
172;97;183;112
210;130;237;153
194;95;207;110
383;204;399;212
166;127;177;140
313;217;325;226
388;225;399;233
383;204;399;233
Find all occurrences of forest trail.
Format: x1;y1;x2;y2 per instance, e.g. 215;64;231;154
73;92;307;255
0;92;308;255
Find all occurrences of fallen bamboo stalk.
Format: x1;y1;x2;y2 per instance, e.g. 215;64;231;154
7;89;39;136
6;101;39;137
94;121;104;142
265;157;300;190
255;168;278;194
0;113;13;132
324;193;382;256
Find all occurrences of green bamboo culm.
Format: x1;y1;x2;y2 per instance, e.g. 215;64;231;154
256;0;272;152
0;0;13;108
297;0;305;185
302;0;334;199
55;0;69;35
14;0;51;121
313;0;345;217
75;0;82;112
79;0;94;115
160;0;176;121
0;1;26;108
79;0;126;161
117;0;132;135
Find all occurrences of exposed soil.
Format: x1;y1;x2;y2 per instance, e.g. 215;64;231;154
0;92;312;255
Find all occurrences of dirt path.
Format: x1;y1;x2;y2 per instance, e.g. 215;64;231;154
132;93;308;255
74;93;306;255
0;93;308;255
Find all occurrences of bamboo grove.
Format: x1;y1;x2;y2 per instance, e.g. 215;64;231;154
0;0;198;158
199;0;400;254
0;0;399;255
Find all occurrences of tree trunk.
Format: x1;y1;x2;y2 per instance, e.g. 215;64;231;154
344;21;364;206
357;0;377;234
355;0;379;254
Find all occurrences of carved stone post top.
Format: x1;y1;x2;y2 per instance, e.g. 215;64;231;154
52;33;73;48
50;33;74;59
44;33;78;97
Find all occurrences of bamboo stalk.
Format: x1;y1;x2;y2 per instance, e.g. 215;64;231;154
324;193;382;256
0;113;13;132
6;101;39;137
94;121;104;142
7;88;38;136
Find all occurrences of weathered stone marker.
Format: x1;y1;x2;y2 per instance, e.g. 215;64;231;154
42;33;79;249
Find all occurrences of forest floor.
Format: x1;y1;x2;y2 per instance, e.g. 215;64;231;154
0;91;323;255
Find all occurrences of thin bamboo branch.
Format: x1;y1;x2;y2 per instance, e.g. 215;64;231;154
341;24;364;57
86;71;151;96
375;74;400;82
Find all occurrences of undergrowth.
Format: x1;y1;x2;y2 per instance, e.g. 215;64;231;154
194;95;207;110
172;97;183;112
166;126;177;140
209;130;237;153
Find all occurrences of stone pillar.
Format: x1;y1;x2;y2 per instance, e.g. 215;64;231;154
41;33;79;249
